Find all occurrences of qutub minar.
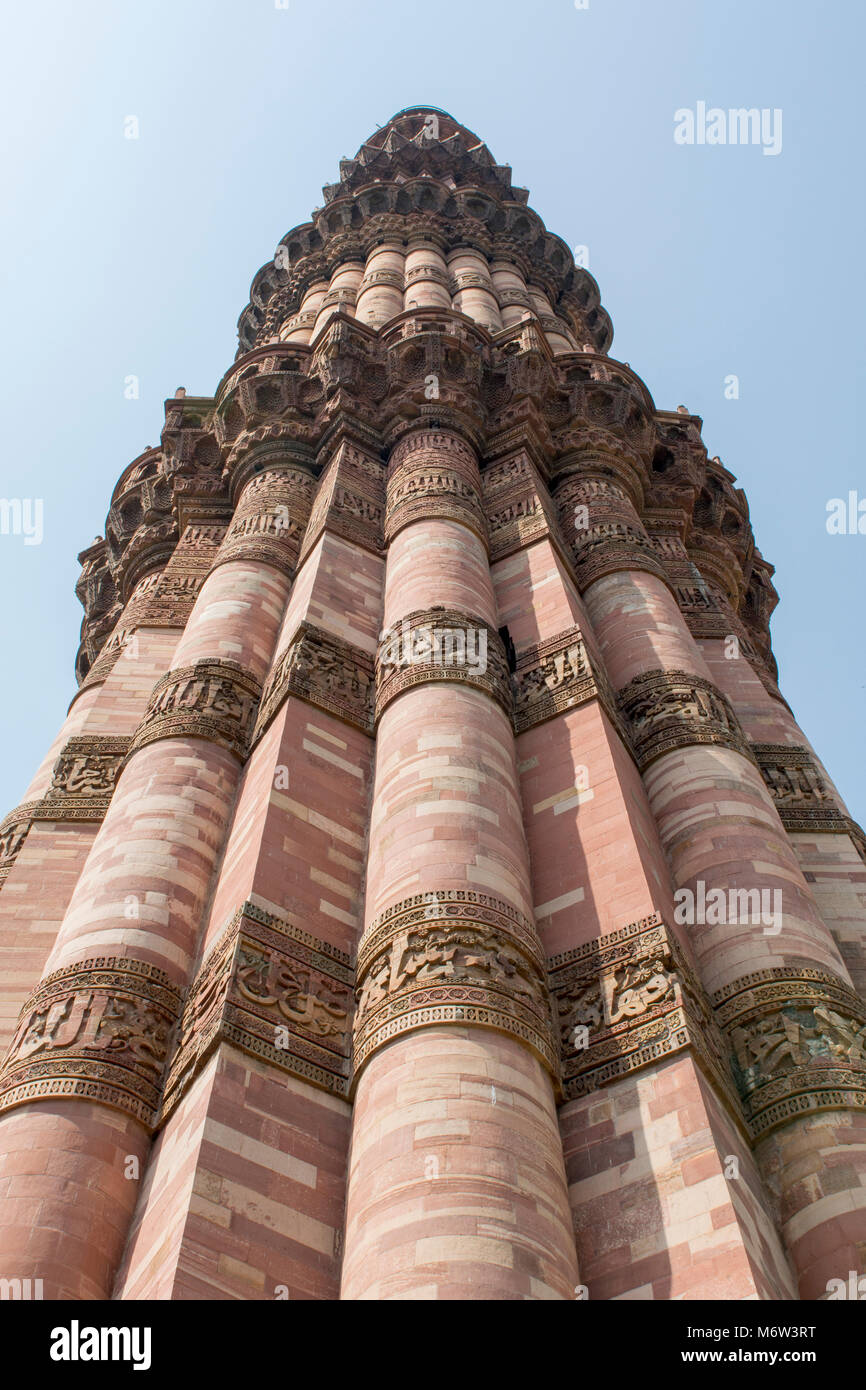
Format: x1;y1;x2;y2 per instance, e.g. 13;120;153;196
0;107;864;1303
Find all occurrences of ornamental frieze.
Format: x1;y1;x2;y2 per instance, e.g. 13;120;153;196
617;668;752;769
0;802;41;886
751;744;849;833
128;660;262;761
386;430;486;544
37;735;131;819
212;468;314;576
131;572;206;628
548;915;736;1111
300;447;384;561
385;464;487;544
711;967;866;1138
353;889;555;1082
0;956;183;1130
375;608;512;722
0;736;132;887
160;901;354;1117
253;622;375;741
481;453;561;562
511;625;624;738
567;524;671;592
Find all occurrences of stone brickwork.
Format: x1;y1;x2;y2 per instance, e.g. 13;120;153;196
0;105;863;1303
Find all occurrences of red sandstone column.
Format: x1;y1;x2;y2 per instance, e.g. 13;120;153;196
0;457;310;1299
115;436;382;1301
558;468;866;1299
0;522;226;1053
698;632;866;1000
485;447;797;1298
340;428;578;1301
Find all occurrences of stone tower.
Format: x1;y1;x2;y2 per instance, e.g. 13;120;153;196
0;107;864;1303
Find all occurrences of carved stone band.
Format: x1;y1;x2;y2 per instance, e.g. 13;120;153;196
43;735;131;814
386;430;486;545
512;625;624;737
555;476;670;593
0;802;41;886
128;660;263;761
711;966;866;1139
375;608;512;722
548;915;737;1113
482;453;559;564
253;622;375;742
211;468;314;577
160;900;354;1119
0;736;132;887
571;531;670;593
751;743;852;834
354;890;555;1082
0;957;183;1130
618;668;752;770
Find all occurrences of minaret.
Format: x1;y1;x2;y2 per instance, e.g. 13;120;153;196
0;107;864;1301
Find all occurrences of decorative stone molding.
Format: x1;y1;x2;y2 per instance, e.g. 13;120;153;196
0;736;131;887
128;661;262;761
38;735;131;819
253;622;375;742
511;625;625;741
751;744;849;833
548;914;737;1111
618;669;752;770
160;901;353;1117
386;430;487;544
74;639;125;696
481;450;561;562
299;443;384;561
375;608;512;722
555;475;672;594
73;527;228;703
711;967;866;1138
0;957;183;1130
353;889;556;1082
211;468;314;576
0;802;41;886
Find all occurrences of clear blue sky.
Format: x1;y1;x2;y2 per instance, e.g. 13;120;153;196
0;0;863;826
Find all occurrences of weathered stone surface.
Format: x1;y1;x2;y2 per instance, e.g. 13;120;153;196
0;105;862;1305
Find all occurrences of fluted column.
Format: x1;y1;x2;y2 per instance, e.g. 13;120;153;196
558;467;866;1299
340;428;578;1300
280;279;329;344
0;520;226;1053
448;248;503;333
403;240;451;311
697;625;866;1001
355;241;405;327
115;439;376;1301
312;262;364;339
0;455;311;1299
